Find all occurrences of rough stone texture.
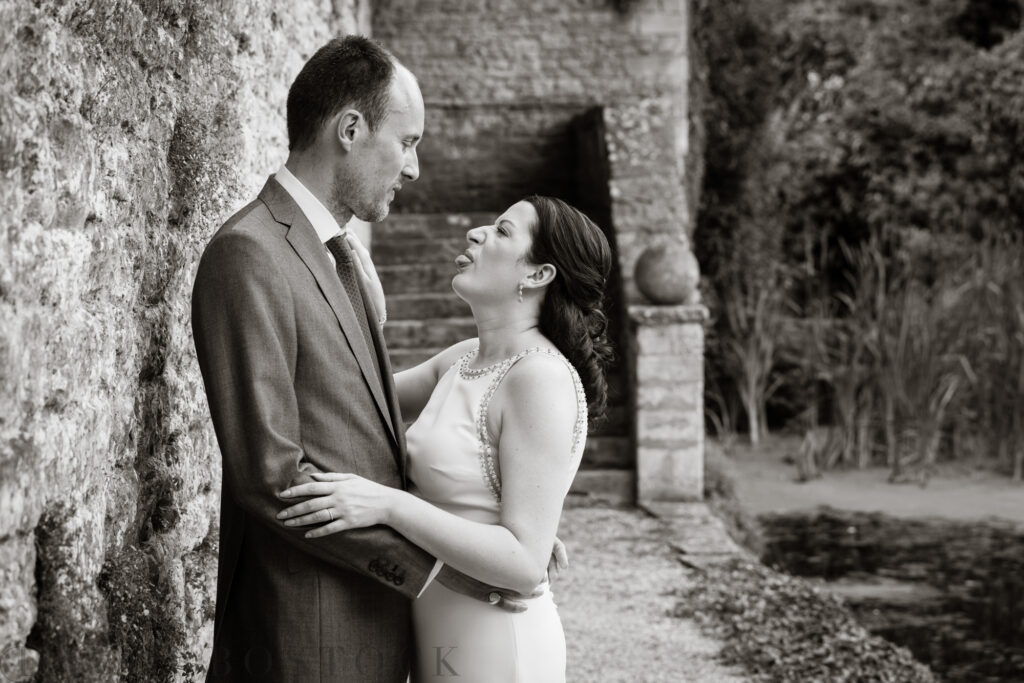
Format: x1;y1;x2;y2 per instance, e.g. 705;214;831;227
630;305;709;502
373;0;692;237
0;2;366;680
603;99;698;303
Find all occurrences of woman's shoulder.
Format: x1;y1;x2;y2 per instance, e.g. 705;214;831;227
502;349;578;401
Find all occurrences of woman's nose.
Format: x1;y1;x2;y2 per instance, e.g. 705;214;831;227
466;226;485;243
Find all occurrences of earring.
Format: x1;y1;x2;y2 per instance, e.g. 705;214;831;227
517;283;524;303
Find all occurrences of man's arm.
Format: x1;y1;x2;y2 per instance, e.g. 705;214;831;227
192;230;440;598
276;355;579;606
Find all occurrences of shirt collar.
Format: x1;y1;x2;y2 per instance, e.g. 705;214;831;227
274;164;345;243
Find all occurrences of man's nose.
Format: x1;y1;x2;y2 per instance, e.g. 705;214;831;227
402;149;419;182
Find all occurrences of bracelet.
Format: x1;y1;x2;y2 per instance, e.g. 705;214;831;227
378;310;387;327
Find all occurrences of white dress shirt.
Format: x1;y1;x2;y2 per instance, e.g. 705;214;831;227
273;164;443;596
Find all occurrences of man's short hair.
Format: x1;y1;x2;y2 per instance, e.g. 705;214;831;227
286;35;397;152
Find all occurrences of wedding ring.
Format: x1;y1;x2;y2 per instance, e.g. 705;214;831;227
327;509;334;522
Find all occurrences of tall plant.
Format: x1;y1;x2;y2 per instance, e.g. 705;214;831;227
960;240;1024;480
879;281;969;484
721;274;788;446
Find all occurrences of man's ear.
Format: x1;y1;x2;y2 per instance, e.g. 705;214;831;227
335;109;363;152
525;263;557;290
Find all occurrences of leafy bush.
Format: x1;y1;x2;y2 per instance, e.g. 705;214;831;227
694;0;1024;476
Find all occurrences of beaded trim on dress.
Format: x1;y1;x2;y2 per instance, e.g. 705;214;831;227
454;347;589;502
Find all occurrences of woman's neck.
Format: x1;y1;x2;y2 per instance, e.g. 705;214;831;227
471;307;545;365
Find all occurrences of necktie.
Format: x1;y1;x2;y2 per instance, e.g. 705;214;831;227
325;234;379;374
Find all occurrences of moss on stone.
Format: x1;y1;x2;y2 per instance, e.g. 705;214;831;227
97;546;185;683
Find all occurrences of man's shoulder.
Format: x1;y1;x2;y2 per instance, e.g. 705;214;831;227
214;196;279;241
200;194;288;257
195;196;286;273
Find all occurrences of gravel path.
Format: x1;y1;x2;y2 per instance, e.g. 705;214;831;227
552;506;750;683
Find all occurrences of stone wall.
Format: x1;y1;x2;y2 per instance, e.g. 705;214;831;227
0;2;366;680
373;0;692;225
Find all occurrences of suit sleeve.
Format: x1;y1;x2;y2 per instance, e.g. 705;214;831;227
191;230;438;598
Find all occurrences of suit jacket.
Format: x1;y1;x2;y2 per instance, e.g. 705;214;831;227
192;178;491;682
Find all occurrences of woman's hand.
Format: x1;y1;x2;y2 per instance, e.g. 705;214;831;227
277;472;396;538
345;232;386;325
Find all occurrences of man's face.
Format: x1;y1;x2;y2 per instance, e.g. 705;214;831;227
336;68;424;223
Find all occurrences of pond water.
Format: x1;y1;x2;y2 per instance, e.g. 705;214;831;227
759;508;1024;682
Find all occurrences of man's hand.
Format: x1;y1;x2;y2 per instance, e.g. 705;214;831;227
491;539;567;611
547;536;569;582
345;232;386;324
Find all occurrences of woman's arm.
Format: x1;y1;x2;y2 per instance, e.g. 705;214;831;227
277;354;579;594
393;338;478;421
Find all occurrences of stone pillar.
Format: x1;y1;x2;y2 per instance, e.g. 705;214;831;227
630;304;709;502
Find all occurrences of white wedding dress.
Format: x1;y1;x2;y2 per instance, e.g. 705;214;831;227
405;346;587;683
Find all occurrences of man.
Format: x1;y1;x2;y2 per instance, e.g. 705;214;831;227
192;36;544;682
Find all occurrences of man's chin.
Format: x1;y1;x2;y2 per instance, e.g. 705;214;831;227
357;204;390;223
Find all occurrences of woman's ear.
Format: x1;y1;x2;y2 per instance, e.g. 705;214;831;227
335;109;363;152
525;263;557;290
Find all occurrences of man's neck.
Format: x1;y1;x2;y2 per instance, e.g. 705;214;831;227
283;156;354;227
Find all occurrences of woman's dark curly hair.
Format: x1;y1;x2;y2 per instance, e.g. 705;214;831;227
523;195;614;421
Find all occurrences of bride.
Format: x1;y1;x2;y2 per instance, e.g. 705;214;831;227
277;194;613;681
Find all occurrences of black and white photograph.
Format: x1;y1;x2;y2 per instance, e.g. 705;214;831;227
1;0;1022;681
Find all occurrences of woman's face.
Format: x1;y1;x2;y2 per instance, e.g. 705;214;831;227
452;201;539;304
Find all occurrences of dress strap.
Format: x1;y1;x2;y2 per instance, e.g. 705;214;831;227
476;347;589;502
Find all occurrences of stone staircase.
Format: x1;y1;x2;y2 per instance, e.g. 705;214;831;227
374;212;633;492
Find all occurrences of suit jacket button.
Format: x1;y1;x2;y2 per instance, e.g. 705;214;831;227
369;559;380;572
395;575;404;586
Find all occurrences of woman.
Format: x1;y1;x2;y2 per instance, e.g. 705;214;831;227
277;195;613;681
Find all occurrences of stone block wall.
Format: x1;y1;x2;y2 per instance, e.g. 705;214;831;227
0;2;366;680
373;0;691;220
373;0;704;503
630;305;708;502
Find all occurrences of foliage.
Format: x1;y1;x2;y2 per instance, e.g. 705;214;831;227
673;557;935;682
695;0;1024;476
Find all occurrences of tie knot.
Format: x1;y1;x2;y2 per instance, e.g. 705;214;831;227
326;234;351;264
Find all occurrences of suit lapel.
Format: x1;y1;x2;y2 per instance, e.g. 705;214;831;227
259;178;399;449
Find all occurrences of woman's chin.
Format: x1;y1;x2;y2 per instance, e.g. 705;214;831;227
450;277;471;302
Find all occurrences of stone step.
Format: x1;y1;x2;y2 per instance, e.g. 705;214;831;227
566;468;635;507
375;212;495;240
379;263;457;294
386;293;471;320
582;436;631;469
589;405;629;438
383;318;478;350
373;238;467;265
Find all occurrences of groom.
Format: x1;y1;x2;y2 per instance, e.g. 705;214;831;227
192;36;533;682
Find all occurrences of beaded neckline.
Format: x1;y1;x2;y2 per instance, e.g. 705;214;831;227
457;346;548;380
461;345;590;502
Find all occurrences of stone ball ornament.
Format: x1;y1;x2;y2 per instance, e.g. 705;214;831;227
634;238;700;305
